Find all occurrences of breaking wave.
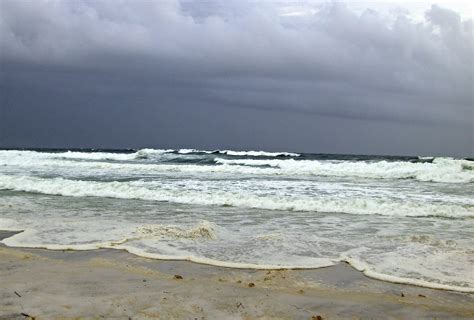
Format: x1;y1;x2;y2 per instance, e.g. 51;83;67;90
0;175;472;218
128;148;301;158
216;150;300;157
214;157;474;183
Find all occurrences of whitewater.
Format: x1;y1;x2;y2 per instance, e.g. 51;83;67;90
0;149;473;292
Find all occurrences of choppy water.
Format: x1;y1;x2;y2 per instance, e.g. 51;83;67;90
0;148;473;292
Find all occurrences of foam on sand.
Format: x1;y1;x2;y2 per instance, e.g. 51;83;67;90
0;223;472;293
345;257;474;293
136;221;218;240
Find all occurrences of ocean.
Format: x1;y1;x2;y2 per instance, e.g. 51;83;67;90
0;148;472;292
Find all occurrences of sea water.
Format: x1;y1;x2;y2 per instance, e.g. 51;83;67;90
0;149;472;292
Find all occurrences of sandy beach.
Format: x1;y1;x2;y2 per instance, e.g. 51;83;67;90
1;231;473;319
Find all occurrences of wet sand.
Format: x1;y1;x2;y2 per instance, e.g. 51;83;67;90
1;230;473;319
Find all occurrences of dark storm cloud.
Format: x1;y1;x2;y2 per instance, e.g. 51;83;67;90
0;0;472;155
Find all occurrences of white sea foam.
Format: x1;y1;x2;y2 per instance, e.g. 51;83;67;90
176;148;202;154
387;234;459;248
136;221;217;240
0;175;472;218
53;151;136;161
214;157;474;183
0;152;282;176
1;222;471;293
0;150;138;162
107;245;337;270
134;148;300;156
218;150;300;157
134;148;175;159
344;257;474;293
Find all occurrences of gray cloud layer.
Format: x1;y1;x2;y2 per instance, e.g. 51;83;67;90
0;0;472;156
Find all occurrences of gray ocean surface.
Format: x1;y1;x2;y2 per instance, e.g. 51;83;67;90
0;148;473;292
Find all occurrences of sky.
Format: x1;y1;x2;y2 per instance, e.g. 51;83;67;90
0;0;472;156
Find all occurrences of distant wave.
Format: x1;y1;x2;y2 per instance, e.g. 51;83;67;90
134;148;175;159
216;150;300;157
1;151;472;184
1;150;139;162
137;148;300;157
0;175;472;218
0;149;300;161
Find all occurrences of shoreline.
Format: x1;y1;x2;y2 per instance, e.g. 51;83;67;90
1;230;473;319
2;229;473;294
